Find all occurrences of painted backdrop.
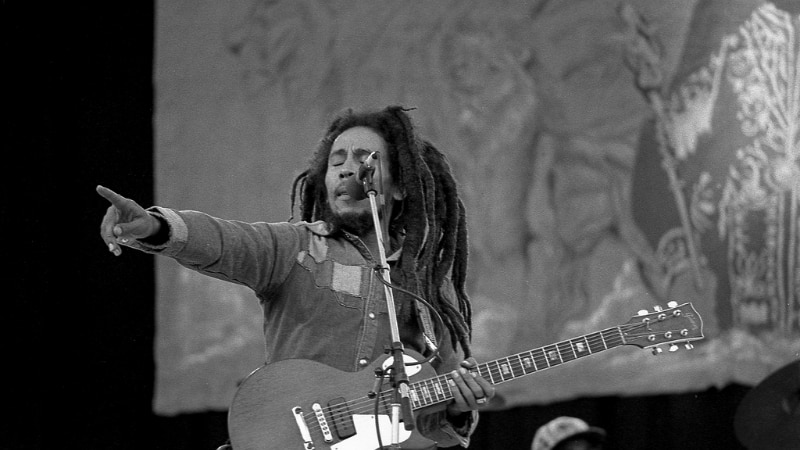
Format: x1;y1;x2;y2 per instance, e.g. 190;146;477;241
152;0;799;414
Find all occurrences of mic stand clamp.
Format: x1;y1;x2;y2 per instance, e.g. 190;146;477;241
388;342;415;432
368;368;384;399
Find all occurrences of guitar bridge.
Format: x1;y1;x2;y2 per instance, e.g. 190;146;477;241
291;406;315;449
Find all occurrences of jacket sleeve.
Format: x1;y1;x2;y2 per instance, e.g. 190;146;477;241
416;408;478;448
124;207;302;294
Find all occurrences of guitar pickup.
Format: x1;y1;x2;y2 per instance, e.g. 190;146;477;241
328;397;356;439
311;403;333;443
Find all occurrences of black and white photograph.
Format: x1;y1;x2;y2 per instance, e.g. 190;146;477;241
9;1;799;449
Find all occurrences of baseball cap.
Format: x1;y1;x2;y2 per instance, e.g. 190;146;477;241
531;416;606;450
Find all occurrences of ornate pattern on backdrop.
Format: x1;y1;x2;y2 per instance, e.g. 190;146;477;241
152;0;799;414
625;0;799;404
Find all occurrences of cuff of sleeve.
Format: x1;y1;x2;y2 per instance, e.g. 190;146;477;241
126;207;188;256
441;411;478;447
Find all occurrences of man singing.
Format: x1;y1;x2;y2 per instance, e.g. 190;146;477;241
97;105;495;449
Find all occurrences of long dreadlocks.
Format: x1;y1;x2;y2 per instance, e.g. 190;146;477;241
289;105;473;358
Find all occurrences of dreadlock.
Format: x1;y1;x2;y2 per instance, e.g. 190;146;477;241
289;105;473;358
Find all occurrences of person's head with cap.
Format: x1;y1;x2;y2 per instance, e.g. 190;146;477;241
531;416;606;450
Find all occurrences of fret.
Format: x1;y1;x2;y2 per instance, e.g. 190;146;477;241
570;336;591;357
409;385;421;408
416;379;447;407
431;378;445;401
543;344;562;366
600;328;613;347
477;363;492;384
476;363;491;381
601;327;622;348
445;376;455;399
430;379;441;402
532;347;549;369
498;357;514;381
408;380;440;409
614;327;625;345
486;360;502;384
600;329;611;349
418;380;431;405
519;351;538;374
438;376;453;401
586;331;606;353
419;382;433;405
511;354;526;378
433;380;443;402
557;341;576;362
431;379;447;401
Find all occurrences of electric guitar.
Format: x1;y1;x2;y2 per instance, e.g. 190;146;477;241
228;302;704;450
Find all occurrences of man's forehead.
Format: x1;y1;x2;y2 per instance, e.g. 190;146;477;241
332;126;386;150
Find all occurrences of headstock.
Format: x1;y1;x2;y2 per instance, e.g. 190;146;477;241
622;302;704;354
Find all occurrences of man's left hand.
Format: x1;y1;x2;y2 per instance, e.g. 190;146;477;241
446;358;496;414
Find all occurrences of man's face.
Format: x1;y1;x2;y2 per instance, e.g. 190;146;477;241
324;126;400;231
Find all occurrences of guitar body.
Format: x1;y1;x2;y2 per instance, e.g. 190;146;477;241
228;351;440;450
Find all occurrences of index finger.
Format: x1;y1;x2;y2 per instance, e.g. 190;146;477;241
96;185;128;208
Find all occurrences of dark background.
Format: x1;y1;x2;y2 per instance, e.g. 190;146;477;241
8;2;751;449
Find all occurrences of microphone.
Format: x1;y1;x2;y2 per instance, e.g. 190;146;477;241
343;176;367;200
343;152;378;200
358;152;378;182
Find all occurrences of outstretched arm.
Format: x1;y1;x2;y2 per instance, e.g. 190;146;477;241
96;185;161;256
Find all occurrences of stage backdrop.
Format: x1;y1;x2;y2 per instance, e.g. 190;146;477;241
152;0;799;415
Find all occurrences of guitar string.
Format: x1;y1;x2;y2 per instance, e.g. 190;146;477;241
300;320;689;435
301;320;683;434
301;323;675;437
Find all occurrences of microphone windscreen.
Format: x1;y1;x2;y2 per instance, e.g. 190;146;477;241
357;163;375;182
344;176;367;200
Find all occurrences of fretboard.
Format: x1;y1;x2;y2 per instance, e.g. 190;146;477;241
406;326;626;410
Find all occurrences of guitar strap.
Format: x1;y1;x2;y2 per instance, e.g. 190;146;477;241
416;300;438;355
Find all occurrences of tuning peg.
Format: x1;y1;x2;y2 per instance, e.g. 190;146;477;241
637;309;649;316
669;344;679;352
667;301;678;308
684;342;694;350
653;305;663;312
651;346;663;355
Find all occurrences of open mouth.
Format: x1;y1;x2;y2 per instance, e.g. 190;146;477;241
335;185;350;197
335;182;367;200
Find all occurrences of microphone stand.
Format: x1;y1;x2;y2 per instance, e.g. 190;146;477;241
360;158;414;449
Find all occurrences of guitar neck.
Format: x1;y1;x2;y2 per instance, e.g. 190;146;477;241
406;326;626;410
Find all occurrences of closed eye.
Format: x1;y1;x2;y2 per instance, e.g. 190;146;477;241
329;149;346;166
329;148;372;167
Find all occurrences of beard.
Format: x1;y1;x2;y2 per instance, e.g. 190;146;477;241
324;208;375;236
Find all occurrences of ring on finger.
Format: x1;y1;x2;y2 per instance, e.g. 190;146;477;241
476;397;487;404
